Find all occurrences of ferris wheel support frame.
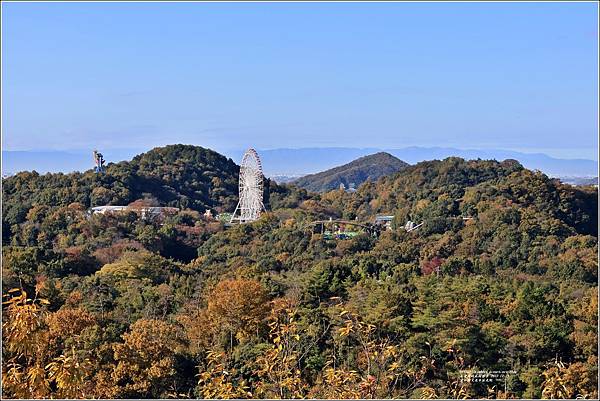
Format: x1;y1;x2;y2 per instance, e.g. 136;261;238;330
230;148;266;224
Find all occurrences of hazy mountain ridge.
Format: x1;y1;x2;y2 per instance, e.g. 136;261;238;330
559;176;598;186
259;147;597;177
3;146;597;177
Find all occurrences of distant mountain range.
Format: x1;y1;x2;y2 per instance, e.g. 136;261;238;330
558;176;598;186
2;146;597;178
292;152;409;192
258;147;598;178
268;174;304;184
2;149;144;176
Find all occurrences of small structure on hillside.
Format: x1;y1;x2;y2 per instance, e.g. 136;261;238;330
93;150;106;173
309;218;375;239
89;205;178;220
404;220;424;232
374;215;394;231
339;182;357;193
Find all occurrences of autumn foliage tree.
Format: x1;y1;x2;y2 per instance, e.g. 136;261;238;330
109;319;186;398
206;278;270;347
253;298;307;399
2;289;93;399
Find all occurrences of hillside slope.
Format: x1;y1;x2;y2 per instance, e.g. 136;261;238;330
2;145;241;226
320;157;598;238
293;152;409;192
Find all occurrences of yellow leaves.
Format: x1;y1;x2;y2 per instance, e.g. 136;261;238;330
3;365;44;398
566;287;598;358
541;359;598;400
45;351;93;398
206;278;269;342
111;319;184;397
197;350;252;399
387;362;400;372
276;251;291;263
418;386;439;399
541;361;571;399
384;345;399;359
316;366;361;399
338;323;353;337
2;289;48;358
2;289;97;398
415;199;431;212
444;373;473;400
177;307;216;355
252;299;307;399
26;365;50;396
46;307;96;342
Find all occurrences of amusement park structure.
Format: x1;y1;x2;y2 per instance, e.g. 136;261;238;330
89;205;179;220
230;148;266;224
93;150;106;173
308;219;376;238
306;214;474;240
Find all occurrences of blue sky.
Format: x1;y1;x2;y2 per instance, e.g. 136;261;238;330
2;2;598;159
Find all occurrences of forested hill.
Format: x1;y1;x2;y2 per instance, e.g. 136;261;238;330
322;157;598;237
293;152;409;192
2;144;240;224
2;151;598;399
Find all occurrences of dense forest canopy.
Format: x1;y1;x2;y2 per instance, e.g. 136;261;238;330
2;145;598;399
3;145;240;224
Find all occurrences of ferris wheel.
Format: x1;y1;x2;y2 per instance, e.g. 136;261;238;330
230;148;266;223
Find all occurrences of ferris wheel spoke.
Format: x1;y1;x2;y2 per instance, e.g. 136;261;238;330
230;148;265;223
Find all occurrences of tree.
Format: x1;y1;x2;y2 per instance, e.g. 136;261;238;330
2;289;92;399
96;250;172;284
196;351;252;399
110;319;186;398
205;278;269;347
254;298;307;398
541;360;598;399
